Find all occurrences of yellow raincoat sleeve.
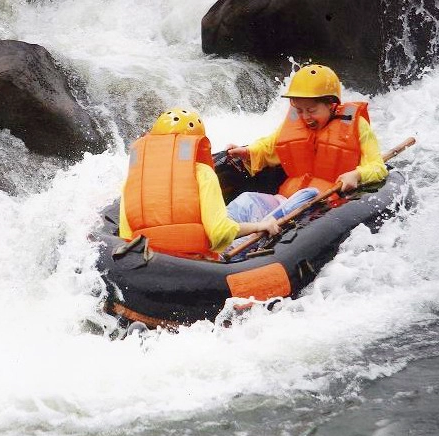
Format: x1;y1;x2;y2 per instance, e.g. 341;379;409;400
356;116;388;184
246;127;282;175
118;184;133;240
196;162;240;253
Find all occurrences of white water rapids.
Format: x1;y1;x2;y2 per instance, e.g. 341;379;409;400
0;1;438;435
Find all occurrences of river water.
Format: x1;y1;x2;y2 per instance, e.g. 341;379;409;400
0;1;438;435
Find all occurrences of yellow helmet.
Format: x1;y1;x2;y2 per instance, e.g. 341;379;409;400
150;108;205;135
282;64;341;102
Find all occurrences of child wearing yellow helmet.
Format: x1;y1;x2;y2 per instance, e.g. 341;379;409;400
119;108;281;258
150;108;206;136
227;64;388;195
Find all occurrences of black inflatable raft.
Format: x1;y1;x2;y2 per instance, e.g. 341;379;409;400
94;154;413;330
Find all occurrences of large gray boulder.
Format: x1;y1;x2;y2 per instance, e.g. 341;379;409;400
202;0;439;93
0;40;107;159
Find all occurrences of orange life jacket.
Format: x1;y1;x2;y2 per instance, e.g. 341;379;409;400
123;133;215;257
275;102;369;197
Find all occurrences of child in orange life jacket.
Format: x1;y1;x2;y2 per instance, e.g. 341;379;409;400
227;64;388;197
118;108;281;257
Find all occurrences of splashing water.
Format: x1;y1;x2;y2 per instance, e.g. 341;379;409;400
0;1;439;435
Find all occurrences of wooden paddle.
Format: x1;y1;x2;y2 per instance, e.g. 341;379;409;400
222;136;416;262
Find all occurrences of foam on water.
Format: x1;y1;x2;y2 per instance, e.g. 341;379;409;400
0;0;439;434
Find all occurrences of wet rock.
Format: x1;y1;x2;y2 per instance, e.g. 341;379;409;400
0;40;107;159
0;129;64;196
202;0;439;93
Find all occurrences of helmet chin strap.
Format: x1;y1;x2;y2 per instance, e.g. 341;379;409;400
329;103;352;122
